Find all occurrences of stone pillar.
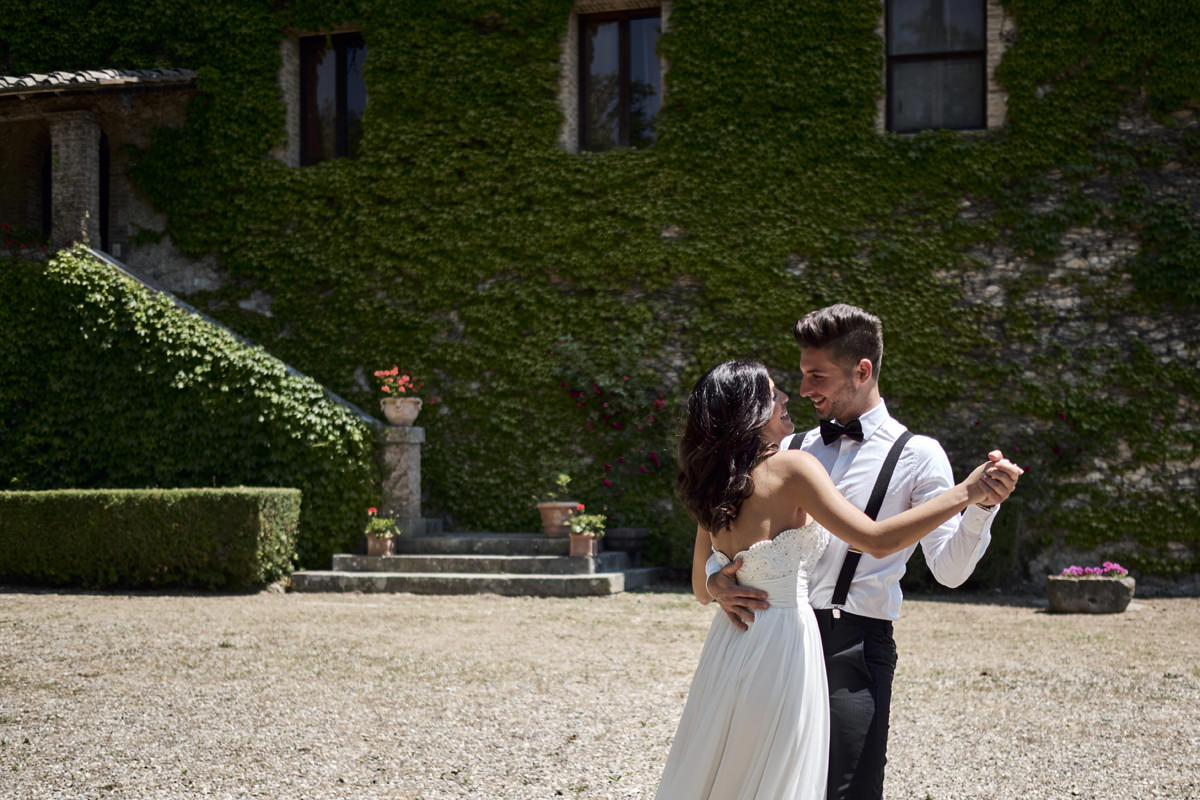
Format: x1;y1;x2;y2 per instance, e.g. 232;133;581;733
50;111;102;250
380;425;434;536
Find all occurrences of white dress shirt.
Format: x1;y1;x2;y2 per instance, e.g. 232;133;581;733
707;399;997;620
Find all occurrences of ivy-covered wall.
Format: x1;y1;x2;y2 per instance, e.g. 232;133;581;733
1;0;1197;580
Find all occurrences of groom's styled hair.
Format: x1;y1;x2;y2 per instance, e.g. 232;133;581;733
793;304;884;379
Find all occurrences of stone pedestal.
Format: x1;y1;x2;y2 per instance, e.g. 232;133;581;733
1046;575;1136;613
50;111;101;250
379;425;437;537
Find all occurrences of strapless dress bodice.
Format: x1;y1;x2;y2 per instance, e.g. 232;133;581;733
712;522;829;607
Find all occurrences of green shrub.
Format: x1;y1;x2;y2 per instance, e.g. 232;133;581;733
0;247;378;567
0;488;301;590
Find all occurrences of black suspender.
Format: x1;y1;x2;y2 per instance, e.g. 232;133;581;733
790;429;914;618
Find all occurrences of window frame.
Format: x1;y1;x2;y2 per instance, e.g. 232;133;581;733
884;0;987;134
299;31;366;165
577;8;662;152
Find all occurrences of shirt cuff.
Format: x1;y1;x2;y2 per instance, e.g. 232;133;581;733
962;501;999;531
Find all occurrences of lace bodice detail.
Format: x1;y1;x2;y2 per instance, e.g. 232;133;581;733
712;522;830;607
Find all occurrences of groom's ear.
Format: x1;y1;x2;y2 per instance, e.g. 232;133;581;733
854;358;873;384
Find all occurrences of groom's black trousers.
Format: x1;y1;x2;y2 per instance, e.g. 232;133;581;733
814;609;897;800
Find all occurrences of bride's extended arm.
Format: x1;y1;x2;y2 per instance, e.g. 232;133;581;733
785;450;992;557
691;524;713;604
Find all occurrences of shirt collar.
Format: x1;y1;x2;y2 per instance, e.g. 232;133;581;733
836;398;890;443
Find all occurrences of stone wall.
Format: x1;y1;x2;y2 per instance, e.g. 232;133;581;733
0;85;225;294
943;106;1200;579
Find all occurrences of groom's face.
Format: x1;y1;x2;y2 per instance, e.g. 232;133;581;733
798;347;865;422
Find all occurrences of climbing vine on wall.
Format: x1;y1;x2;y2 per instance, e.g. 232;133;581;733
2;0;1197;577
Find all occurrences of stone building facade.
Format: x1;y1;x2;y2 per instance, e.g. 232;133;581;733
0;69;225;293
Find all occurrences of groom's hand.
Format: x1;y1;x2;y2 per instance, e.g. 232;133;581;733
708;560;769;631
978;449;1023;507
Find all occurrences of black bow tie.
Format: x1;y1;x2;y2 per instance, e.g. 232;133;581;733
820;418;864;445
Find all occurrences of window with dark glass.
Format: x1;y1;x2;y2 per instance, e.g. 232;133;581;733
886;0;985;133
300;32;367;165
579;10;661;152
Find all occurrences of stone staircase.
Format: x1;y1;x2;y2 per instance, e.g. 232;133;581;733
289;532;668;597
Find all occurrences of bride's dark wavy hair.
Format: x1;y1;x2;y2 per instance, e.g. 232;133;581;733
676;360;778;533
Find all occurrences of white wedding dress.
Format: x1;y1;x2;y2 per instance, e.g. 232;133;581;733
655;521;831;800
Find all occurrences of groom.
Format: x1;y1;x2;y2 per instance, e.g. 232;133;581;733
703;303;1021;800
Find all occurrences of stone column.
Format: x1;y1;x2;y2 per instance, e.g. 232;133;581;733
49;111;102;250
380;425;433;536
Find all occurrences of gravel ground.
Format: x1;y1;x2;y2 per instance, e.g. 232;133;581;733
1;584;1197;800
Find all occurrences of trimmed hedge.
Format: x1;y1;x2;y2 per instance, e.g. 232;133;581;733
0;488;300;590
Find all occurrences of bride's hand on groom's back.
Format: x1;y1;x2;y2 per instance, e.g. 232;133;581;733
708;560;769;631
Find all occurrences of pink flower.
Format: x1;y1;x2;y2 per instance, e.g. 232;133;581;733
576;503;586;511
603;463;613;471
367;507;377;515
602;478;613;488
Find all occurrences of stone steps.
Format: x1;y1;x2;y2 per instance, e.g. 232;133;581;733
289;532;667;597
288;567;665;597
330;551;630;575
391;532;572;556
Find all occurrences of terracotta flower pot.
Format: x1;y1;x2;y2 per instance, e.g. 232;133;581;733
366;533;395;556
380;396;422;426
536;501;578;537
569;533;601;558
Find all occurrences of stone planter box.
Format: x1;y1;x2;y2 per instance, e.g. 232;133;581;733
1046;575;1135;613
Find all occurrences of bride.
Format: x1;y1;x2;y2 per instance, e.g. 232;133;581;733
654;360;1016;800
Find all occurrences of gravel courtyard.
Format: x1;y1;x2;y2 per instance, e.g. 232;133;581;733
2;585;1197;800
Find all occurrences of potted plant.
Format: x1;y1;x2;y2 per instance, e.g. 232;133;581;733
373;366;424;426
567;505;606;557
364;506;402;556
1046;561;1135;613
535;472;580;537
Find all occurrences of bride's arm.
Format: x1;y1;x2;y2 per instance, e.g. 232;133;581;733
783;450;992;557
691;524;714;604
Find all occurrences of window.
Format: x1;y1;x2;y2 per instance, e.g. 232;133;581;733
300;32;367;165
886;0;985;133
578;9;662;151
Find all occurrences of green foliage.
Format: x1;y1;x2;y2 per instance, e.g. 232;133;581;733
1;0;1197;577
1123;198;1200;306
0;488;301;590
0;247;378;567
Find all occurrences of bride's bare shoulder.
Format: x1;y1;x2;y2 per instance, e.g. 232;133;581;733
765;449;829;488
770;448;822;472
